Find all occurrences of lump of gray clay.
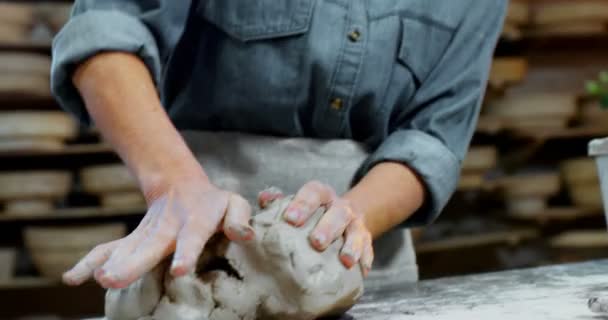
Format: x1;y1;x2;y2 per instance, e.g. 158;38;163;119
105;197;364;320
589;297;608;314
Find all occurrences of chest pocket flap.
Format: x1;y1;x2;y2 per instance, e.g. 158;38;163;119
397;16;454;85
198;0;314;42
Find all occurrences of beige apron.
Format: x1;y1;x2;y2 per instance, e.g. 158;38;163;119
181;131;418;287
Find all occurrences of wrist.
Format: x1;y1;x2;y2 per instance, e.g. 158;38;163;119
345;162;425;238
136;154;210;203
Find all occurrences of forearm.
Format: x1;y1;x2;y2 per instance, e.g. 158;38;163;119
73;52;206;200
344;162;425;239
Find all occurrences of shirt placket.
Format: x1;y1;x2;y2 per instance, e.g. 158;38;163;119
314;0;367;138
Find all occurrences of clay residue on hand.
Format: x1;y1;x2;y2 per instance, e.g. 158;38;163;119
105;196;364;320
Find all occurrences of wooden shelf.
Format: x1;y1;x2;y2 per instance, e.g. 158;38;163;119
0;277;57;290
415;228;539;254
0;143;112;158
0;206;145;222
476;118;608;141
511;126;608;141
507;206;603;224
0;42;51;54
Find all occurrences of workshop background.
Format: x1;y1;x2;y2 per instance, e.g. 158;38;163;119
0;0;608;319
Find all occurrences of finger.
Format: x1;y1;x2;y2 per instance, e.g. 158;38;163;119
97;222;176;289
63;240;120;286
309;200;354;251
285;181;335;226
257;187;285;208
360;239;374;278
101;213;153;271
339;220;367;269
170;222;216;277
171;191;229;277
224;194;255;241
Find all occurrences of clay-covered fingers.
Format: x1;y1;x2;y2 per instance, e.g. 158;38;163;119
170;222;213;277
309;200;355;251
339;219;366;268
341;217;373;276
257;187;284;209
64;214;153;286
99;220;177;288
360;238;374;278
285;181;336;226
170;190;231;277
62;240;119;286
223;193;255;242
310;199;373;275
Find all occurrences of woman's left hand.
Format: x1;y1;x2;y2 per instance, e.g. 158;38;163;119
258;182;374;277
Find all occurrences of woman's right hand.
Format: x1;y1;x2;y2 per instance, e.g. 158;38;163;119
62;172;255;289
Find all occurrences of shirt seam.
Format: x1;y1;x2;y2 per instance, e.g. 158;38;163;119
369;10;456;31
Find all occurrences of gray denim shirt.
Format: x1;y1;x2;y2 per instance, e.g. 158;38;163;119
51;0;507;226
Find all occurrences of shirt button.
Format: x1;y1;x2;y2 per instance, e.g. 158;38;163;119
348;29;361;42
330;98;343;110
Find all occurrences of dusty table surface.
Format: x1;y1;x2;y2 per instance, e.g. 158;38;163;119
336;259;608;320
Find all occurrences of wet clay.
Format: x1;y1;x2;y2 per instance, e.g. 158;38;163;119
588;296;608;313
105;197;364;320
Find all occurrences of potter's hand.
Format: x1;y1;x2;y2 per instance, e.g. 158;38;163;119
258;183;374;276
63;175;255;289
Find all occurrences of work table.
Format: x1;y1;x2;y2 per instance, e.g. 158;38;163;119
340;259;608;319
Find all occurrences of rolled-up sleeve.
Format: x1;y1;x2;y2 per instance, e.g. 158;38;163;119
51;0;189;125
356;1;507;227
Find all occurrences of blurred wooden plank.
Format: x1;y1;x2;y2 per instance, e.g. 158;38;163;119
507;206;603;223
0;206;145;222
0;143;112;157
511;125;608;141
527;23;607;38
489;57;528;89
415;228;539;254
533;0;608;25
0;277;56;290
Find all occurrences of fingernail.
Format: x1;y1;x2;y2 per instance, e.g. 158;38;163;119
340;255;355;268
101;270;118;283
341;249;356;264
171;259;184;271
363;264;372;277
311;233;327;248
285;208;300;223
235;225;255;240
62;271;76;285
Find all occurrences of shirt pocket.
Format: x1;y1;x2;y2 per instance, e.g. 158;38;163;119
197;0;314;41
190;0;315;135
396;16;454;86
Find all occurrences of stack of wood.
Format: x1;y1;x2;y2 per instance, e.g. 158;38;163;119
498;172;561;218
0;52;52;101
80;164;146;209
459;146;498;190
488;58;529;92
0;2;71;46
0;248;16;282
529;0;608;37
504;0;530;40
0;111;78;152
484;92;577;132
550;230;608;263
0;171;72;215
479;57;530;133
502;0;608;39
561;158;603;210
